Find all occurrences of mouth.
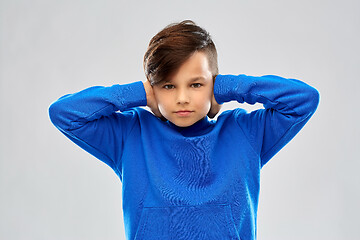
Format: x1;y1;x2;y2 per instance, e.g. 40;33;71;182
175;110;194;117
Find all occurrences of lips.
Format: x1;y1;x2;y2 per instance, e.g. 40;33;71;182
176;110;193;113
175;110;193;116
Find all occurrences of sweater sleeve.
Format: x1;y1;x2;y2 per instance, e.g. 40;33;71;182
213;74;320;168
48;81;147;178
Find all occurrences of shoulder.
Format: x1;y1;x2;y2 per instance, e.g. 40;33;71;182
121;107;163;125
109;107;160;136
213;109;240;129
132;107;157;119
217;108;247;122
216;108;261;129
114;107;151;120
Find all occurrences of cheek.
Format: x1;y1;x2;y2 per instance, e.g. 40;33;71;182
158;104;167;115
204;100;211;112
153;91;168;110
196;95;211;112
204;90;213;108
156;98;171;115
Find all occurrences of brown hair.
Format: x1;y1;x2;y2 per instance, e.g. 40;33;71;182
143;20;218;86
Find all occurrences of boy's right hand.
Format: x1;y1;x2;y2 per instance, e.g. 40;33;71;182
143;80;167;121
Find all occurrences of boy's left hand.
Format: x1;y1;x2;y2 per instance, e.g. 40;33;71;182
207;91;222;119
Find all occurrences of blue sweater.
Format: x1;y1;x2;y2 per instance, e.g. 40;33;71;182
49;74;320;240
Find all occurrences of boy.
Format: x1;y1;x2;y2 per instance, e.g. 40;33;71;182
49;20;320;240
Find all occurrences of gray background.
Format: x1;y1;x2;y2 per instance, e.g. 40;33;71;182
1;0;359;239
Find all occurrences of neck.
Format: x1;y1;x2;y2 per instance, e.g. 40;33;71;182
167;116;213;137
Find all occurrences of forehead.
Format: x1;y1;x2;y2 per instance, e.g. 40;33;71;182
165;52;212;83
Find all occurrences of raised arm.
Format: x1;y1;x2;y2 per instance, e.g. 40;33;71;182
213;74;320;168
48;81;147;178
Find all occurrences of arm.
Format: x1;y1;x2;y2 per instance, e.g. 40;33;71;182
48;81;147;178
214;74;320;168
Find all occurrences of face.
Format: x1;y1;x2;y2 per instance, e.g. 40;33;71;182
152;51;214;127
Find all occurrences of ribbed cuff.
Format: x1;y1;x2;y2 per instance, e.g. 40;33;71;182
214;74;245;104
113;81;147;111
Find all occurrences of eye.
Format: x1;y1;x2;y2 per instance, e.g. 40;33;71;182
191;83;202;88
163;84;174;89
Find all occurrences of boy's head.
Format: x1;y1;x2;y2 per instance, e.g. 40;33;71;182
143;20;219;127
143;20;218;86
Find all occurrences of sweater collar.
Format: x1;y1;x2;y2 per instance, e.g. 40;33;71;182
166;116;213;137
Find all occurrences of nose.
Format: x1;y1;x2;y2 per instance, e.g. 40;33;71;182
176;88;190;104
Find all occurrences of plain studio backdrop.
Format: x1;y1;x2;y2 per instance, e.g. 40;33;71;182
0;0;359;239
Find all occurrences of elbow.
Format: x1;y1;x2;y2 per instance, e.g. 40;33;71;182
48;100;68;130
48;101;60;127
308;86;320;113
299;85;320;119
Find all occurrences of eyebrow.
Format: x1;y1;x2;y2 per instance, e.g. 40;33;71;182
164;76;206;83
